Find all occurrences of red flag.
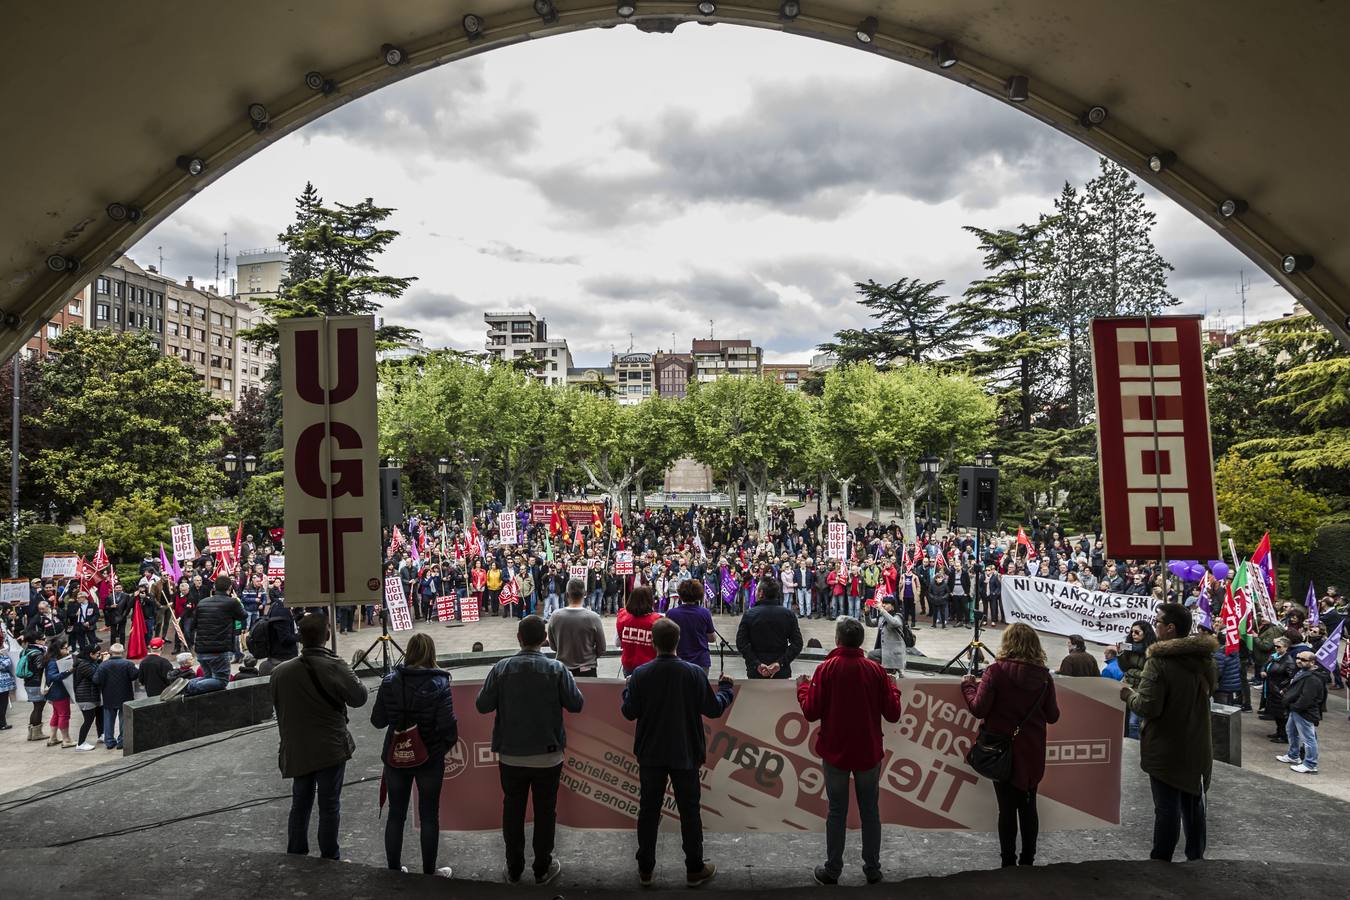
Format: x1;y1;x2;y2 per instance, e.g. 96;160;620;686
1250;531;1277;605
612;510;623;542
127;597;148;660
93;539;109;574
1017;526;1036;558
1221;581;1241;655
501;577;520;606
593;507;604;533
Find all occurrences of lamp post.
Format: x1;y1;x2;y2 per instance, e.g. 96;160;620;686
222;452;257;494
918;455;940;536
437;456;451;520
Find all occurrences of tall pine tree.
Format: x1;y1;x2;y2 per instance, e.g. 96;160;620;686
818;278;970;366
1043;183;1095;427
1083;158;1176;316
951;222;1062;434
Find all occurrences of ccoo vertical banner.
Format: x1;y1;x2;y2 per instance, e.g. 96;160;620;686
1090;316;1219;560
279;315;382;606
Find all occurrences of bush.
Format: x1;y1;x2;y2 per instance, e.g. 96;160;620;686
1290;523;1350;601
18;524;71;577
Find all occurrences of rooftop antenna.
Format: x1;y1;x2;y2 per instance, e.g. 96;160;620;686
223;232;229;293
628;332;634;353
214;248;220;293
671;331;676;354
1237;270;1250;329
709;319;714;339
157;246;164;276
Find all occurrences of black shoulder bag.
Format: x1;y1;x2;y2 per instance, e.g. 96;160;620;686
300;656;348;723
965;676;1049;783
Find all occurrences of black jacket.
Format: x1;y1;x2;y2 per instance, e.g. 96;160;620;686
192;592;247;654
266;602;299;661
735;601;803;678
371;665;459;760
138;654;174;697
1283;667;1330;724
93;657;140;708
72;655;101;705
621;655;733;768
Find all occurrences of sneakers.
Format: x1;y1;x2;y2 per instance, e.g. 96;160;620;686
535;860;561;885
813;866;839;885
74;742;96;752
1291;764;1318;774
160;679;188;702
638;869;655;888
686;864;717;888
1275;754;1300;764
436;867;453;878
865;868;884;884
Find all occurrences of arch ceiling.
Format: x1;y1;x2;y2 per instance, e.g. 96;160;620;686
3;0;1349;358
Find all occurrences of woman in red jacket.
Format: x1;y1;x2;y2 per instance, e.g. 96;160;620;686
616;586;661;677
959;623;1060;868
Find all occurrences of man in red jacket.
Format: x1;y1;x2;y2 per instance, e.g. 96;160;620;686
796;616;902;885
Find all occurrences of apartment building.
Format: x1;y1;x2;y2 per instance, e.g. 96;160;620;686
690;338;762;382
483;311;572;386
762;362;812;391
613;352;654;405
653;352;693;399
163;277;245;407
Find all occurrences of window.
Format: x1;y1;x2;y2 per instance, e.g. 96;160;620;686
210;312;222;326
168;322;179;336
68;300;81;315
169;298;179;313
113;282;123;298
223;337;232;350
222;315;232;329
46;323;60;339
195;328;205;342
96;277;110;294
195;306;206;320
211;355;223;368
96;304;109;321
225;358;232;370
194;351;206;364
222;378;232;392
251;366;259;376
210;377;222;390
214;334;222;347
113;307;122;324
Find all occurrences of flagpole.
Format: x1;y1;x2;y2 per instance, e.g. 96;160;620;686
1143;310;1169;595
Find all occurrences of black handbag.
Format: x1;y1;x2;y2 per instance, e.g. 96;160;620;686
965;676;1049;783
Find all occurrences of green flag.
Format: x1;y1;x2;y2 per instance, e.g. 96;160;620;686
1231;560;1255;648
545;532;553;563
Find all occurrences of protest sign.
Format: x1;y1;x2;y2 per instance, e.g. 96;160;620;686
267;555;285;578
827;522;848;561
383;576;413;631
436;677;1122;833
1001;574;1159;644
498;511;517;546
171;524;196;561
459;593;480;622
205;526;232;553
1;579;28;605
615;550;634;576
568;564;588;583
436;594;456;622
41;553;79;579
531;501;605;527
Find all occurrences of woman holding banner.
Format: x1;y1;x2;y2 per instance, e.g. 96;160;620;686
960;623;1059;869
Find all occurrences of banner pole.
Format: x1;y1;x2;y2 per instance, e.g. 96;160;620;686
1143;311;1169;593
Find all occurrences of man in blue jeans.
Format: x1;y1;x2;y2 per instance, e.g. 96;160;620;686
270;614;368;860
183;575;246;695
796;616;902;885
622;617;734;889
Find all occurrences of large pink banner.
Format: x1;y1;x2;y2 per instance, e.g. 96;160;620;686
437;676;1123;832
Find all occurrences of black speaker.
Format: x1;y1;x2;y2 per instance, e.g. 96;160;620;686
379;467;403;530
957;466;999;528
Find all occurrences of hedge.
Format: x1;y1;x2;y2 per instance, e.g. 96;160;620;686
1290;523;1350;602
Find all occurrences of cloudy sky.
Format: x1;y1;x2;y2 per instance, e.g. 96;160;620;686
132;24;1296;366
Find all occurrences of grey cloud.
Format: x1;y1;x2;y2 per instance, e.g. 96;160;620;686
474;240;580;266
383;289;477;323
582;270;781;310
304;59;539;163
130;213;276;287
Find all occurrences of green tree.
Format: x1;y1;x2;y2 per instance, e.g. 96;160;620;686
1204;342;1290;457
379;352;496;525
482;368;567;510
75;494;183;563
566;391;644;516
818;278;969;367
996;425;1098;530
1215;453;1329;558
686;377;806;534
951;222;1061;434
1082;157;1176;317
1043;183;1095;427
28;329;227;517
628;397;687;514
821;364;994;539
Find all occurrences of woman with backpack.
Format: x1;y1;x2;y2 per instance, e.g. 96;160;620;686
959;623;1059;868
370;632;457;877
19;629;49;741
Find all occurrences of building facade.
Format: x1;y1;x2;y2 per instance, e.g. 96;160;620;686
690;338;762;382
21;287;86;359
613;352;653;405
163;277;245;407
762;362;812;391
90;256;170;351
653;352;693;399
484;311;572;386
235;247;288;300
567;365;617;395
234;299;275;401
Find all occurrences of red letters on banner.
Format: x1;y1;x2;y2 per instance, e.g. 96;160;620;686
1090;317;1219;559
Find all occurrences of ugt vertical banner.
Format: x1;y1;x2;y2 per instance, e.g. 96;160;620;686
1090;316;1219;560
279;315;382;605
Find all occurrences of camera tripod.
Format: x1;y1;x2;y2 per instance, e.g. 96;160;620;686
940;610;991;676
352;607;405;676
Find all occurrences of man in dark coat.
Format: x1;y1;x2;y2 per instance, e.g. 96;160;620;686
735;577;803;679
179;575;246;695
270;613;368;860
1121;603;1217;862
1057;635;1101;677
92;643;139;750
622;617;734;888
1278;649;1329;774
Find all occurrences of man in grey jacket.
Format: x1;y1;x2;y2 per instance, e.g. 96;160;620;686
546;578;606;677
476;615;584;885
270;613;368;861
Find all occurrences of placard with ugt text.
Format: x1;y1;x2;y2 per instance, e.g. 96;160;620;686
171;524;196;561
384;576;413;631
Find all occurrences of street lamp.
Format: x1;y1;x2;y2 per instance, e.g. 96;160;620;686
387;455;403;469
919;455;940;534
437;456;451;519
222;451;257;493
975;451;995;467
243;453;257;475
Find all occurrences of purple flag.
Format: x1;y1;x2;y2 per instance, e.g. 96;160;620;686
1306;581;1320;625
748;577;759;608
1196;586;1213;632
703;579;715;603
1315;620;1343;673
159;542;181;584
720;568;735;602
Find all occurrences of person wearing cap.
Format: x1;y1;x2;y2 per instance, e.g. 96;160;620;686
137;637;174;698
93;643;139;750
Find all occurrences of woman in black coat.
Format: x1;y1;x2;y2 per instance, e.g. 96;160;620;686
1263;636;1296;742
370;632;457;877
71;645;104;750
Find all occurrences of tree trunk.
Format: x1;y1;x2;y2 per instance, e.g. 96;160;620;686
871;484;882;522
729;480;739;516
744;479;757;531
619;489;630;522
839;476;853;522
503;480;514;512
900;494;918;543
460;488;473;531
529;475;539;500
636;473;646;512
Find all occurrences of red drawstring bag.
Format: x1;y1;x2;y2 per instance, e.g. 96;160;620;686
383;679;429;769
